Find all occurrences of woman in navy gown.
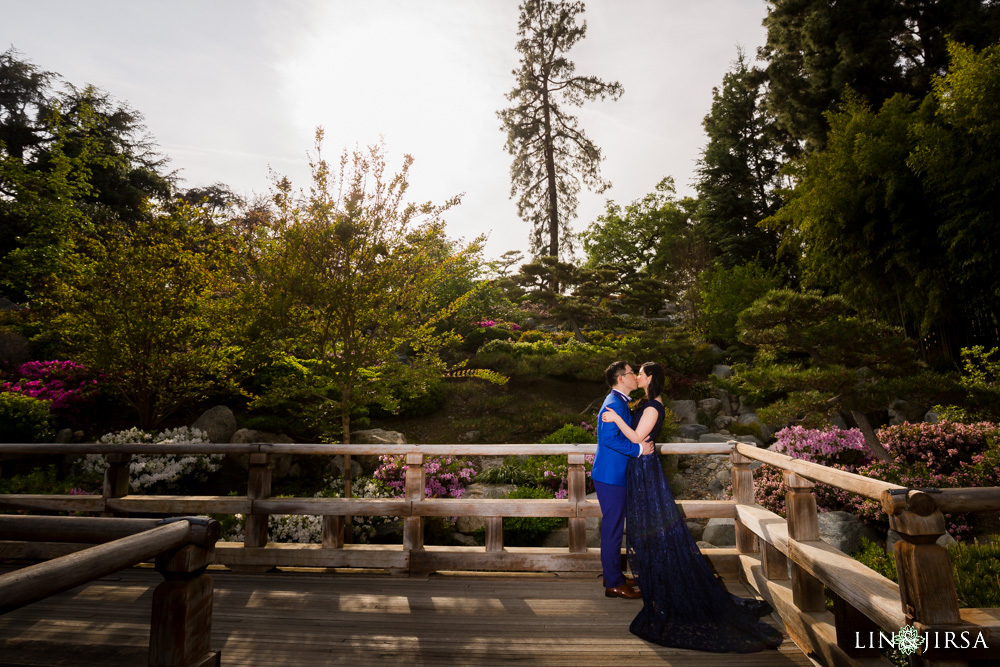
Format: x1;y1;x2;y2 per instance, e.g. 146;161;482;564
601;361;783;653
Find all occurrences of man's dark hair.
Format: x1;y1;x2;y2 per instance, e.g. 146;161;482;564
605;360;629;388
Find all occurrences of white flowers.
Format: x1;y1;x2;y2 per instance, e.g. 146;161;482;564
80;426;222;492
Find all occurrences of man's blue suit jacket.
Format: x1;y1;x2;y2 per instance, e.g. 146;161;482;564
592;391;640;486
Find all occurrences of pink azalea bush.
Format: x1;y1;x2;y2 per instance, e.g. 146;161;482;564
374;454;476;498
754;422;1000;540
754;426;871;516
0;360;100;426
846;421;1000;540
477;319;521;331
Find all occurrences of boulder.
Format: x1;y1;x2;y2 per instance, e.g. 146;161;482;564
668;399;698;424
707;478;725;497
677;424;709;439
230;428;293;445
541;527;600;548
711;364;733;380
192;406;238;443
54;428;74;444
702;518;735;546
735;435;763;448
698;433;730;443
923;409;940;424
817;511;880;555
698;397;722;415
351;428;406;445
888;399;926;426
685;521;705;541
0;329;30;366
713;415;737;431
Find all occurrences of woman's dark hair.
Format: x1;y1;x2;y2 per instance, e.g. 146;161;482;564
637;361;664;410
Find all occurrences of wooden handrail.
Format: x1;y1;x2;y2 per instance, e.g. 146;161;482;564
0;518;197;614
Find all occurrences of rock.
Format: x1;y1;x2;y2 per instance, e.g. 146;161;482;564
886;529;956;553
924;410;940;424
696;540;717;549
0;297;23;311
711;364;733;380
522;317;537;329
715;468;732;483
736;396;753;415
698;397;722;415
351;428;406;445
230;428;293;445
817;511;879;555
707;479;725;497
685;521;705;541
677;424;709;439
698;433;730;443
192;406;238;443
735;435;763;448
461;430;481;443
669;399;698;424
0;329;30;366
668;474;689;496
888;400;925;426
736;412;770;439
712;389;734;416
831;413;849;430
452;532;478;547
703;518;735;546
713;415;736;430
585;491;601;531
54;428;74;444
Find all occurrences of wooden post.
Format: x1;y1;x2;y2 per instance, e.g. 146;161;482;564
149;521;221;667
761;541;789;581
484;517;504;553
403;453;424;554
831;590;882;659
244;453;271;548
567;454;587;553
730;450;759;554
322;516;344;549
784;471;826;612
101;453;131;517
889;509;964;667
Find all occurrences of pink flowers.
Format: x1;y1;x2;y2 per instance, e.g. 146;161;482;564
0;360;101;426
374;454;476;499
476;319;521;331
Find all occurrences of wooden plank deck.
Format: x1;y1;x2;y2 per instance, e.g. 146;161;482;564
0;566;816;666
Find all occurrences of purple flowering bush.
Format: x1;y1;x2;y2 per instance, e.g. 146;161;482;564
0;360;100;426
845;421;1000;539
374;454;477;498
754;422;1000;540
754;426;872;516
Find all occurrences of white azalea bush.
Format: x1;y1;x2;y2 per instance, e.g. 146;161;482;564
222;475;397;544
80;427;222;492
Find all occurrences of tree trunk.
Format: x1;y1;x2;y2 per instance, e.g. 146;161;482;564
542;85;560;291
850;411;892;463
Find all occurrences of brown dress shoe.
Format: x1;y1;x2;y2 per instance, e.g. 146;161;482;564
603;576;638;588
605;583;642;599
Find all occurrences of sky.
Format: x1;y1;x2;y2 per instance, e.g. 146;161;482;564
2;1;770;261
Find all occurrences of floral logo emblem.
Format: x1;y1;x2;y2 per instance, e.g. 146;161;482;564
895;626;923;656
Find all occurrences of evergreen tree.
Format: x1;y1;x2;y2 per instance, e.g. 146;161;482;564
696;49;786;268
498;0;623;261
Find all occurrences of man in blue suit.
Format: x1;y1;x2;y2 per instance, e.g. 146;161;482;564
593;360;653;599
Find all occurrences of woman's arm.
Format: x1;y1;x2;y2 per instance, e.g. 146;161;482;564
601;405;658;444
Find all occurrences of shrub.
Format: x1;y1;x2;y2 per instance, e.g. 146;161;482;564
693;261;781;348
0;360;100;427
475;464;535;486
0;464;95;495
0;392;54;443
853;536;1000;608
540;423;597;445
846;421;1000;539
79;427;222;493
754;426;871;516
500;485;566;546
373;454;476;498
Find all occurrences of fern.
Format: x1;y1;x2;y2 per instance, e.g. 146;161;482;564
443;368;509;386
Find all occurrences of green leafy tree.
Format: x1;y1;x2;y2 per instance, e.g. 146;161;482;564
760;0;1000;151
696;49;786;268
54;205;240;429
254;131;483;446
498;0;623;261
693;261;782;348
728;289;951;461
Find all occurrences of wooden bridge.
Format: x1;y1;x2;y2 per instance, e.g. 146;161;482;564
1;440;998;666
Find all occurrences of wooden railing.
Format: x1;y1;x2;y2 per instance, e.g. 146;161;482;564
2;440;999;665
0;441;738;576
0;514;221;667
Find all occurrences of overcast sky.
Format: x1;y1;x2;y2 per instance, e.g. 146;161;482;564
3;1;769;261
